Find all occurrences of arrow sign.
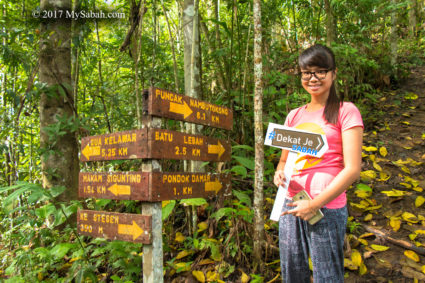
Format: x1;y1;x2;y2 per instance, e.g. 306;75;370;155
77;210;151;244
208;141;226;158
108;184;131;196
205;179;223;194
147;87;233;130
82;144;101;161
264;123;328;158
264;122;329;221
118;221;144;241
169;101;193;119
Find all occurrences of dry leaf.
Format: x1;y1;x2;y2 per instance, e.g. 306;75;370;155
370;244;390;251
176;250;192;259
390;218;401;231
360;170;377;181
197;221;208;232
415;196;425;207
378;171;391;181
363;146;378;152
344;258;358;270
351;249;363;267
364;214;373;221
175;232;185;243
359;262;368;275
402;212;419;223
192;270;206;283
373;162;383;171
381;189;407;197
401;166;411;174
379;147;388;157
404;93;419;100
240;271;250;283
404;250;420;262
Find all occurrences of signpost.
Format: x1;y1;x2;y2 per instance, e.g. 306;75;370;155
77;87;233;282
264;122;328;221
79;171;231;201
145;87;233;130
77;210;152;244
80;128;231;162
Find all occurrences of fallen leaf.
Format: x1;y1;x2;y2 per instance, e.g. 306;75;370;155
422;265;425;274
176;250;192;260
192;270;205;282
379;147;388;157
415;196;425;208
378;171;391;181
402;121;410;125
364;214;373;221
359;262;368;275
197;221;208;233
363;146;378;152
370;244;390;251
360;170;377;181
199;259;215;265
413;187;424;192
381;189;407;197
390;217;401;231
409;234;417;241
351;249;363;267
344;258;358;270
240;271;250;283
404;250;420;262
400;182;412;188
358;239;369;246
402;212;419;223
373;162;382;171
401;166;411;174
404;92;419;100
175;232;185;243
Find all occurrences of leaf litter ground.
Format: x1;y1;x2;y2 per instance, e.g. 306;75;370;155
345;66;425;283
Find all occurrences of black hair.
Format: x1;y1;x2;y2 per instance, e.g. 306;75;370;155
298;44;342;125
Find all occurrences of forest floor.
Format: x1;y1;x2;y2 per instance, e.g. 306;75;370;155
344;65;425;282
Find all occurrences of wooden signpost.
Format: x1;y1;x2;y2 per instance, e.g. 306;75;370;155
79;171;231;201
145;87;233;130
77;87;233;282
77;210;152;243
264;122;328;221
80;128;231;162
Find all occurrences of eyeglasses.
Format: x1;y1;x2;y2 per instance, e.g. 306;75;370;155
300;69;331;81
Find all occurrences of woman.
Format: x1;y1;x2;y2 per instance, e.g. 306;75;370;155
274;44;363;283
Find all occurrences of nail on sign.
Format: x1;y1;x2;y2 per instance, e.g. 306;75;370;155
264;123;328;158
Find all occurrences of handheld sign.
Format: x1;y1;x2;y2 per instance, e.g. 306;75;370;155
79;171;231;201
264;122;328;221
146;87;233;130
78;210;152;244
80;128;231;162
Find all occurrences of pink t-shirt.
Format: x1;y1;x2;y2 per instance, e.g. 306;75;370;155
284;102;363;208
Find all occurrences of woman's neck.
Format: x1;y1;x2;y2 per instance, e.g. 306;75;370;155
307;95;328;111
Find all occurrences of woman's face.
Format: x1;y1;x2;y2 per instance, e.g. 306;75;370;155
300;66;336;98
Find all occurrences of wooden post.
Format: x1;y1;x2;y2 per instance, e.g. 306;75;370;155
141;90;163;282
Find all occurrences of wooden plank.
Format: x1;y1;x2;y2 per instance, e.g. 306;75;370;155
77;210;152;244
148;129;231;162
79;172;150;200
146;87;233;130
150;172;231;201
79;171;231;201
80;128;231;162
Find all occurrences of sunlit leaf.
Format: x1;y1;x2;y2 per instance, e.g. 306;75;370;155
359;262;368;275
358;239;368;246
363;146;378;152
344;258;358;270
364;214;373;221
176;250;192;260
405;176;420;187
421;265;425;274
369;154;376;161
192;270;205;282
403;146;412;149
402;212;419;223
240;271;250;283
404;250;420;262
372;162;382;171
401;166;411;174
175;232;185;243
360;170;377;182
351;249;362;267
355;190;371;199
415;196;425;208
409;234;417;241
206;271;219;281
365;205;382;211
400;182;412;188
370;244;389;251
402;121;410;125
404;92;418;100
378;171;391;181
381;189;407;197
413;187;423;192
379;147;388;157
197;221;208;233
390;218;401;232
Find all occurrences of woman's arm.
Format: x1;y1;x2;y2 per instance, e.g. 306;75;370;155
283;126;363;220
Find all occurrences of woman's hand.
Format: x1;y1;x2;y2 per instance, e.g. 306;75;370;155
273;170;286;187
281;200;318;221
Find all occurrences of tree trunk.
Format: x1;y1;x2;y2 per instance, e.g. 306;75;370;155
390;0;398;66
408;0;417;38
39;0;78;204
253;0;264;272
324;0;336;46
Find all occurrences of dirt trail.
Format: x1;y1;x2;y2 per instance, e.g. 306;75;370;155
345;66;425;282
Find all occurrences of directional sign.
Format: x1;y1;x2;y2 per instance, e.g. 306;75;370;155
80;128;231;162
79;171;231;201
264;123;328;157
77;210;152;243
79;172;150;200
149;172;231;201
146;87;233;130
